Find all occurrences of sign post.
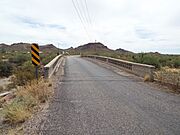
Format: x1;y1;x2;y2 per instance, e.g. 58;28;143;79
31;43;40;80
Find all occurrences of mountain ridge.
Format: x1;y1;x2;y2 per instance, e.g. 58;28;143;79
0;42;132;54
0;42;59;52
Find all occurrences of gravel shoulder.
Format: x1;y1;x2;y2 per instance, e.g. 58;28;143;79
22;57;65;135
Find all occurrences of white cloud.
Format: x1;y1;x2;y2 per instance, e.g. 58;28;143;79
0;0;180;54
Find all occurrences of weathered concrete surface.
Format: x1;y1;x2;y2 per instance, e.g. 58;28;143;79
39;56;180;135
44;55;63;78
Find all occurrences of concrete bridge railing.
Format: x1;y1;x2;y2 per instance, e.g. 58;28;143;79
44;55;64;78
84;55;155;80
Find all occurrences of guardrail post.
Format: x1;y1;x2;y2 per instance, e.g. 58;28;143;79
106;58;108;63
44;67;49;79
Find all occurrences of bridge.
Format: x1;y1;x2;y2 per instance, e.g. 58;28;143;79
38;55;180;134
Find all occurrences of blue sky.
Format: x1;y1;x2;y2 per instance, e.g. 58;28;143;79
0;0;180;54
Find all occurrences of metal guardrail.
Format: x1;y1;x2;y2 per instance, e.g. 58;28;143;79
44;55;63;78
84;55;155;80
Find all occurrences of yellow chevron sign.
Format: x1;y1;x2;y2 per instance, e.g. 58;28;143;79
31;43;40;66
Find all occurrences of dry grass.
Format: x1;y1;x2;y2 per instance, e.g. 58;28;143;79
7;126;24;135
18;79;53;103
154;67;180;89
0;86;4;92
3;101;31;124
2;79;53;124
144;74;151;82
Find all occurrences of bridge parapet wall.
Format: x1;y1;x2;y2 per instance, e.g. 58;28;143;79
84;55;155;80
44;55;63;78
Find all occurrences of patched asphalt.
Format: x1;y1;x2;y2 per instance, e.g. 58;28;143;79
39;56;180;135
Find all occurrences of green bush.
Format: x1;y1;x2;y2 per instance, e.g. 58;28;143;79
142;55;160;68
13;61;35;86
9;53;30;66
173;58;180;68
0;61;13;77
41;53;57;65
0;48;6;53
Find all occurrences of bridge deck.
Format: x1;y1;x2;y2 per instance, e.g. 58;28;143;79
40;56;180;135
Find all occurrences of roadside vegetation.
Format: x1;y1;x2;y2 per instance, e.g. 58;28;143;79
0;61;13;77
41;52;58;65
0;50;57;134
154;67;180;89
2;79;52;123
132;53;180;69
0;51;58;88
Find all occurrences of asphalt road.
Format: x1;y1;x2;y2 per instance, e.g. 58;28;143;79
40;56;180;135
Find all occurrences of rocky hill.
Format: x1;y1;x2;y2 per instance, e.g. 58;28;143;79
76;42;110;51
68;42;112;55
0;43;10;51
39;44;60;52
0;43;60;53
65;42;133;56
0;42;132;55
11;43;31;51
115;48;133;54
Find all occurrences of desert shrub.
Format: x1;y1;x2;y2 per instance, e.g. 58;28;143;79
14;71;34;86
0;48;6;53
173;58;180;68
0;86;4;92
3;99;31;124
16;79;53;104
159;57;168;67
2;79;52;124
144;74;151;82
133;53;160;68
133;53;144;63
0;61;13;77
9;53;30;66
13;61;35;86
142;55;160;68
41;53;57;65
24;79;53;103
16;91;37;108
154;67;180;89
